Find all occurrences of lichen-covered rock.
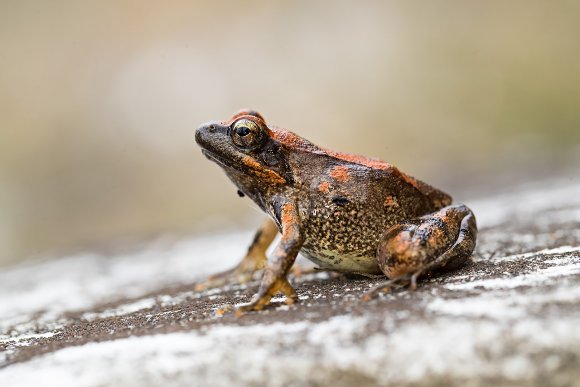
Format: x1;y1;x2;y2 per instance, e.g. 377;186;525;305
1;179;580;386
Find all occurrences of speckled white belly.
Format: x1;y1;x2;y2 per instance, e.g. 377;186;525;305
299;248;383;275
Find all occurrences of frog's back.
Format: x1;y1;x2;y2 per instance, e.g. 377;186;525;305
268;126;453;274
323;148;452;211
268;126;451;211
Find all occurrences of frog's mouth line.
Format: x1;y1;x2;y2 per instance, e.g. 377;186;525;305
202;149;230;168
201;149;244;172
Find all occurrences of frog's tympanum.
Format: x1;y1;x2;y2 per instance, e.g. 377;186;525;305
195;110;477;313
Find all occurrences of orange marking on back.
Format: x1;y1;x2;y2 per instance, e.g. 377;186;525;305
399;171;422;191
325;150;393;171
384;195;397;207
329;165;351;183
269;128;318;152
318;181;331;193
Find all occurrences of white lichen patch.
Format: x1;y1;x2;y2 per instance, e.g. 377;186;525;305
0;231;253;338
0;331;60;349
484;245;580;264
426;244;580;321
447;261;580;291
469;179;580;228
1;313;580;387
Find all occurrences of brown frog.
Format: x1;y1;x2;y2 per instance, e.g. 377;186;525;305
195;110;477;312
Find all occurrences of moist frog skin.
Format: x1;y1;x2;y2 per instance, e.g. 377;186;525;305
195;110;477;312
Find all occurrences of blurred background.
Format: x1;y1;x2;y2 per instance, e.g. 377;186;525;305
1;1;579;266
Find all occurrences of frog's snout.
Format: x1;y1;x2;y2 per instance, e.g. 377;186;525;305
194;125;205;146
195;122;219;146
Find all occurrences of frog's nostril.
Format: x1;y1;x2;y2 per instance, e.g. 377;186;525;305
195;122;219;145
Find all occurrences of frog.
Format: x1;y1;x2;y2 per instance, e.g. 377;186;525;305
195;109;477;313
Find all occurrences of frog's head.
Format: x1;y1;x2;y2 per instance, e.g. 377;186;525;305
195;110;294;191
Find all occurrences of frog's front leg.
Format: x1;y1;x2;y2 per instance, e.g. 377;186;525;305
237;202;304;313
195;218;278;291
364;204;477;299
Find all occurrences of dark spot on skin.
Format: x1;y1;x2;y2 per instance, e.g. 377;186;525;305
237;190;245;198
332;196;350;206
284;172;295;185
271;197;285;228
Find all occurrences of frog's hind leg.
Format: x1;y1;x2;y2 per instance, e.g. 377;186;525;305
194;218;278;291
363;204;477;300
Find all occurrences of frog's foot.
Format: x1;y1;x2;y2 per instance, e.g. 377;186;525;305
194;219;278;292
289;264;330;278
368;204;477;299
213;303;236;317
362;272;422;301
336;270;385;280
194;263;262;292
211;276;299;318
236;274;299;316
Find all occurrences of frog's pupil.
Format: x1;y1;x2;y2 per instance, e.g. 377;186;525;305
236;126;251;136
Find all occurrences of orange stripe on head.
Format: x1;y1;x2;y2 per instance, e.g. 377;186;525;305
242;156;286;184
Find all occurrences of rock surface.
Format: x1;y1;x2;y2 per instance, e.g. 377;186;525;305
1;179;580;387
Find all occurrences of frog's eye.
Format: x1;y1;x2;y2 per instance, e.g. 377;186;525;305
231;119;263;149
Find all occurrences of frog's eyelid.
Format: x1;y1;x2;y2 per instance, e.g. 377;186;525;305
231;119;261;136
231;116;262;128
230;109;265;123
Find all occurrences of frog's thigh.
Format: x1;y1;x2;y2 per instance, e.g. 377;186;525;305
377;204;477;279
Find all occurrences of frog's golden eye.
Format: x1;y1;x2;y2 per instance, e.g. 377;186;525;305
232;119;263;149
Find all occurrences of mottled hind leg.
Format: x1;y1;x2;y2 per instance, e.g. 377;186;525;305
195;218;278;291
363;204;477;300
